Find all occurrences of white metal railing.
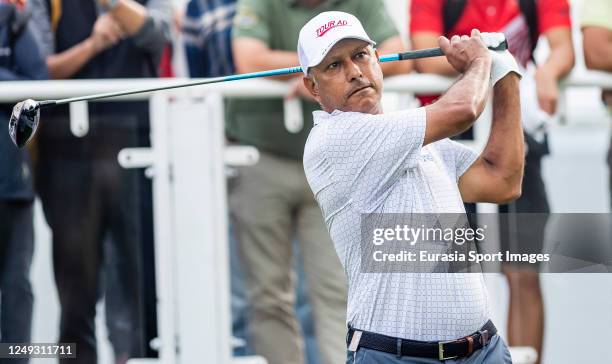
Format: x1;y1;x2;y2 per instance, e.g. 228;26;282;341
1;70;610;138
1;70;611;102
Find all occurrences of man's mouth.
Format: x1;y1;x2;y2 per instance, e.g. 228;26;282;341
347;85;373;99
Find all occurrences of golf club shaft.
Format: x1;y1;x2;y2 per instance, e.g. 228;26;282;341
50;66;304;106
42;43;506;107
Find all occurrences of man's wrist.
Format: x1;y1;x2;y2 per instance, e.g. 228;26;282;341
535;66;557;83
84;36;102;55
83;37;96;54
494;71;521;87
468;56;492;70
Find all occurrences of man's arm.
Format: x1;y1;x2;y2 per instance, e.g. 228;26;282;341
44;14;123;79
583;26;612;71
423;32;491;146
27;0;113;79
232;37;298;77
535;27;575;114
100;0;172;52
458;73;524;204
45;40;99;79
100;0;146;34
233;37;317;100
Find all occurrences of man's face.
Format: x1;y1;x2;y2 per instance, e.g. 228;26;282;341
304;38;383;115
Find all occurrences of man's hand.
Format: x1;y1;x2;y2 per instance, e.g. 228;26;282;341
535;67;558;114
439;29;491;73
423;29;491;146
534;27;575;115
89;13;125;54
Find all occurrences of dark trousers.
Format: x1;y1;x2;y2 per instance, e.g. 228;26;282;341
36;104;148;364
0;201;34;364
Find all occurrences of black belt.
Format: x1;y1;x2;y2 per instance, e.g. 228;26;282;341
347;320;497;361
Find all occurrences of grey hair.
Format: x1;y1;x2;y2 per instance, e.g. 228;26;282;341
306;67;318;85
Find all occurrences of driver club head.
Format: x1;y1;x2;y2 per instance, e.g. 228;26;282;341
9;99;40;148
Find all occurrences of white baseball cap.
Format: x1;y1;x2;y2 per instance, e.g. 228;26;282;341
297;11;376;75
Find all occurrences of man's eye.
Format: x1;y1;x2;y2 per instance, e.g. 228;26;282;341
355;52;367;58
327;62;339;70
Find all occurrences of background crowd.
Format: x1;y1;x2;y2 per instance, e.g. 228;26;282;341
0;0;610;364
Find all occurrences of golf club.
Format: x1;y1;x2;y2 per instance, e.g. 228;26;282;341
8;36;508;148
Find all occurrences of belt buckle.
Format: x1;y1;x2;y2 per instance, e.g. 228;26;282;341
438;341;458;361
479;330;489;346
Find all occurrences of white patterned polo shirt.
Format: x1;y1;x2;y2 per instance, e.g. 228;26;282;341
303;107;491;341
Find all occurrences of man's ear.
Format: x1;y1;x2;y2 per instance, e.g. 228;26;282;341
374;48;380;62
303;76;319;99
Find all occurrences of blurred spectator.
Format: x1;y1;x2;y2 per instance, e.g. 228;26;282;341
27;0;171;363
0;1;47;363
183;0;235;77
228;1;409;364
410;1;575;363
581;0;612;209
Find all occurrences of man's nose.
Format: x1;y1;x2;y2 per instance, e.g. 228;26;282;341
345;60;363;81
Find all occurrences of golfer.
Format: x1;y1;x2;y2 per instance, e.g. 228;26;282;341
300;11;523;363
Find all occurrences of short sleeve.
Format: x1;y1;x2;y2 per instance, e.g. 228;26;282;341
131;0;173;53
357;0;399;44
232;0;270;44
27;0;55;57
409;0;444;34
326;108;426;205
537;0;571;34
436;139;479;181
581;0;612;30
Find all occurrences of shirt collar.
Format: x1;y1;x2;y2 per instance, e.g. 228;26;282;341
313;109;343;126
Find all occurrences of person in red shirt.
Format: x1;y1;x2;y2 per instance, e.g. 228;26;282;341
410;1;575;364
410;0;573;114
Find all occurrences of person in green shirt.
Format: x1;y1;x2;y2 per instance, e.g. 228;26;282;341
581;0;612;208
227;1;409;364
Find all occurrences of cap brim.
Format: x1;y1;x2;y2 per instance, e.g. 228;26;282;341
304;35;376;74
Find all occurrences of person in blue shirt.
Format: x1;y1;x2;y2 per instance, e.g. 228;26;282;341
0;1;48;362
